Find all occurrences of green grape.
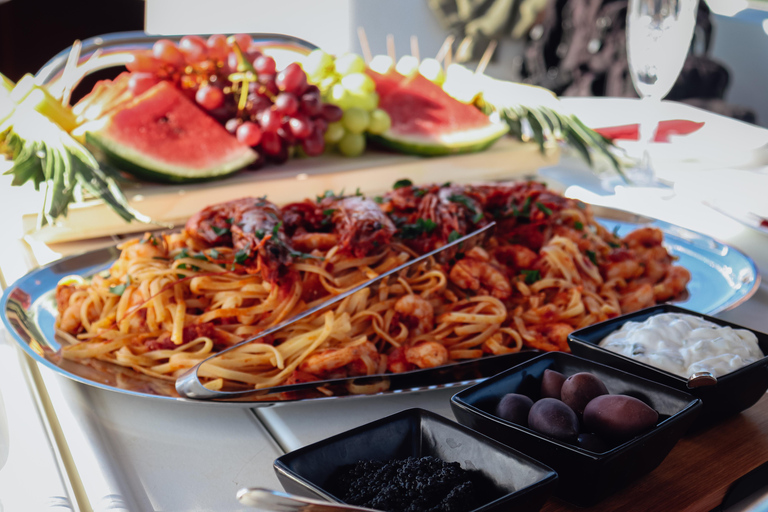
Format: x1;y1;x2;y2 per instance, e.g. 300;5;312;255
335;53;366;76
345;91;378;111
340;72;376;95
419;58;446;85
328;83;353;109
341;107;370;134
367;109;391;135
395;55;420;76
303;49;335;80
338;132;366;157
324;122;346;144
369;55;394;74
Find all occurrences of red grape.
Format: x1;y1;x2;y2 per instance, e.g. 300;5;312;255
275;63;307;94
299;89;322;116
195;85;225;111
258;73;279;95
302;129;325;156
277;123;296;145
261;131;283;155
274;93;299;116
269;143;290;164
254;55;277;75
127;72;160;96
206;34;229;62
258;109;281;133
236;121;263;147
230;34;253;51
321;104;344;123
179;35;208;63
126;50;163;73
246;49;263;64
313;117;329;135
152;39;185;68
288;115;313;139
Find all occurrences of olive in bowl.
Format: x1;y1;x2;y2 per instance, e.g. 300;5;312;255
450;352;702;507
568;304;768;425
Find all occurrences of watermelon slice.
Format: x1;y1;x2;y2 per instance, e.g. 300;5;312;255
367;70;508;156
84;81;257;183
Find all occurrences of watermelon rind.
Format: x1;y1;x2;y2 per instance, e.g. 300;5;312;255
369;120;509;157
86;130;257;184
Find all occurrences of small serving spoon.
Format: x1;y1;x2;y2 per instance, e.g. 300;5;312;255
236;488;380;512
687;371;718;389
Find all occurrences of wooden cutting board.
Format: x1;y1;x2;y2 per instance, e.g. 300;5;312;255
18;138;558;244
543;394;768;512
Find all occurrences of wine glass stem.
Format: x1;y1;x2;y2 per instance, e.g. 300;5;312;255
636;97;661;183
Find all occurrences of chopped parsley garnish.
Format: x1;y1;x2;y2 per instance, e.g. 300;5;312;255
393;179;413;190
536;202;553;216
175;248;190;260
316;189;340;203
441;181;452;188
576;201;586;210
585;250;598;265
521;269;540;284
177;263;188;270
234;248;250;264
272;221;283;237
255;229;265;239
355;187;363;196
226;216;236;224
400;218;438;238
448;230;461;243
373;196;384;204
472;211;484;223
323;208;336;217
574;221;584;231
413;188;426;197
211;225;230;236
109;275;131;296
612;225;621;238
207;249;220;259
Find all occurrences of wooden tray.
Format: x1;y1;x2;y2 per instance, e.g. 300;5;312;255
543;393;768;512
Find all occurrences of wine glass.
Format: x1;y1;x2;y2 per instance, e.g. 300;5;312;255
624;0;699;186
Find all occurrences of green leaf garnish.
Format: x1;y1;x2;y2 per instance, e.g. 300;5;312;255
448;230;461;243
393;179;413;190
521;269;540;284
109;275;131;296
536;202;553;216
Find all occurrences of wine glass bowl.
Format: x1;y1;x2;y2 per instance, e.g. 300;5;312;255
621;0;700;186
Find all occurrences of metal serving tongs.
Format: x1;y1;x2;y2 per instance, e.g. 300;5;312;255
175;223;496;401
237;488;379;512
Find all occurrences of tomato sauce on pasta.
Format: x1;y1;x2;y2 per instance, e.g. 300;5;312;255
55;181;690;398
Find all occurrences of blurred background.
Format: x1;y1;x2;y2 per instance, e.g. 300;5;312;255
0;0;766;125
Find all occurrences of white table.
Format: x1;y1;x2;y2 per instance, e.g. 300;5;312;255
2;98;768;511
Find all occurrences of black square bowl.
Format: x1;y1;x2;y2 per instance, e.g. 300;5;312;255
273;408;558;512
450;352;701;507
568;304;768;424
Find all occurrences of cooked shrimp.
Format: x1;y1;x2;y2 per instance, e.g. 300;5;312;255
393;294;434;337
527;322;573;352
57;286;86;333
405;341;449;369
619;283;655;313
449;258;512;299
653;266;691;301
493;244;538;269
623;227;664;248
639;245;672;283
299;340;379;376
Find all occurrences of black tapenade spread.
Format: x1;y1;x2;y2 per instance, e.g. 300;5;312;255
331;455;492;512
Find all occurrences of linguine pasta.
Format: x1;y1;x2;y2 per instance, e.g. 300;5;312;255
55;181;690;398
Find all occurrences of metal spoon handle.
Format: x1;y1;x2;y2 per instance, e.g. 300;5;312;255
236;488;379;512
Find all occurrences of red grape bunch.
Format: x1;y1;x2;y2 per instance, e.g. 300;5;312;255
126;34;343;167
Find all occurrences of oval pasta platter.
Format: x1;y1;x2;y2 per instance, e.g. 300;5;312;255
1;187;759;406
